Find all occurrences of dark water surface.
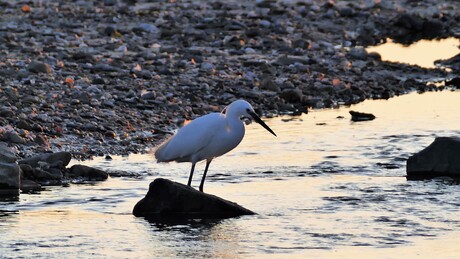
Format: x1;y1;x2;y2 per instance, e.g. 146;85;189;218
1;91;460;258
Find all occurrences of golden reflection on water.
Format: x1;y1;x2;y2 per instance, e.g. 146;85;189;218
366;37;459;68
9;91;460;258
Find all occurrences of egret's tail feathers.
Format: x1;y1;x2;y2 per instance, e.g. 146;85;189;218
154;137;173;162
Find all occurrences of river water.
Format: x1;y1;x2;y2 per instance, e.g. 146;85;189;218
1;90;460;258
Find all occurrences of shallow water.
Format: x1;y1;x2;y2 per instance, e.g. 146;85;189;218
366;37;459;69
2;91;460;258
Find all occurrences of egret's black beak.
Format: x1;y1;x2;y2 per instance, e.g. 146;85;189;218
248;110;277;137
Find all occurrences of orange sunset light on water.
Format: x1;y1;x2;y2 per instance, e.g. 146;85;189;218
366;37;459;69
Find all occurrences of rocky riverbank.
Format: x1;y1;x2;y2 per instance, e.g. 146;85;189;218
0;0;459;159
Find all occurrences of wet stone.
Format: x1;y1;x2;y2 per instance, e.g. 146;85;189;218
0;144;17;163
0;162;20;197
133;178;255;219
19;152;72;168
68;165;109;181
16;119;33;131
1;131;26;144
349;111;376;122
20;179;41;193
31;168;63;185
407;137;460;180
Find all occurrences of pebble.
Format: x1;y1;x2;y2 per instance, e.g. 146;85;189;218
2;131;26;144
27;61;52;74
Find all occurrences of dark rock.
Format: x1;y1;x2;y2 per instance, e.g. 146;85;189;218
435;54;460;72
28;60;52;74
103;0;118;6
30;168;63;184
103;26;118;37
280;88;303;103
104;131;116;139
92;77;106;85
445;77;460;88
19;164;34;179
133;23;159;34
349;111;376;121
292;39;311;49
72;51;96;63
0;143;17;163
394;14;424;31
20;179;41;193
348;47;367;60
200;62;214;72
133;178;256;219
260;76;280;92
134;70;153;79
1;131;26;144
34;135;50;147
407;137;460;180
19;152;72;168
68;165;109;180
92;64;121;72
338;6;354;17
141;91;156;100
16;119;33;131
273;55;311;66
0;162;20;197
422;20;444;38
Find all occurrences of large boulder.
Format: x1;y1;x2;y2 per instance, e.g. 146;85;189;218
0;143;17;163
0;144;20;197
0;162;20;197
133;178;255;219
407;137;460;180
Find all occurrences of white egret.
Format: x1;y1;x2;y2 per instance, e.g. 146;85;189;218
155;100;277;192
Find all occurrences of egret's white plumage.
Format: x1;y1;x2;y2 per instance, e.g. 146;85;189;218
155;100;276;192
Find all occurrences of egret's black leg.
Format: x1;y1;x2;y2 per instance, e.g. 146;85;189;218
188;163;196;186
199;160;212;192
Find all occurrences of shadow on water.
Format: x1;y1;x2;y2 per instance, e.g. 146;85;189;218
0;210;19;218
145;216;225;228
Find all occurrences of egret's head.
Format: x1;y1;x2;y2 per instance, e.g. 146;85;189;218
227;100;277;137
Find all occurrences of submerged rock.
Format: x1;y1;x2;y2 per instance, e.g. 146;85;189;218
20;179;42;193
349;111;376;121
133;178;255;219
407;137;460;180
68;165;109;181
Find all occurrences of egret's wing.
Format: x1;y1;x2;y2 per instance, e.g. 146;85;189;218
154;113;224;163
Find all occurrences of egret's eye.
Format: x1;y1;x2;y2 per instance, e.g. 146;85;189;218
241;116;252;125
